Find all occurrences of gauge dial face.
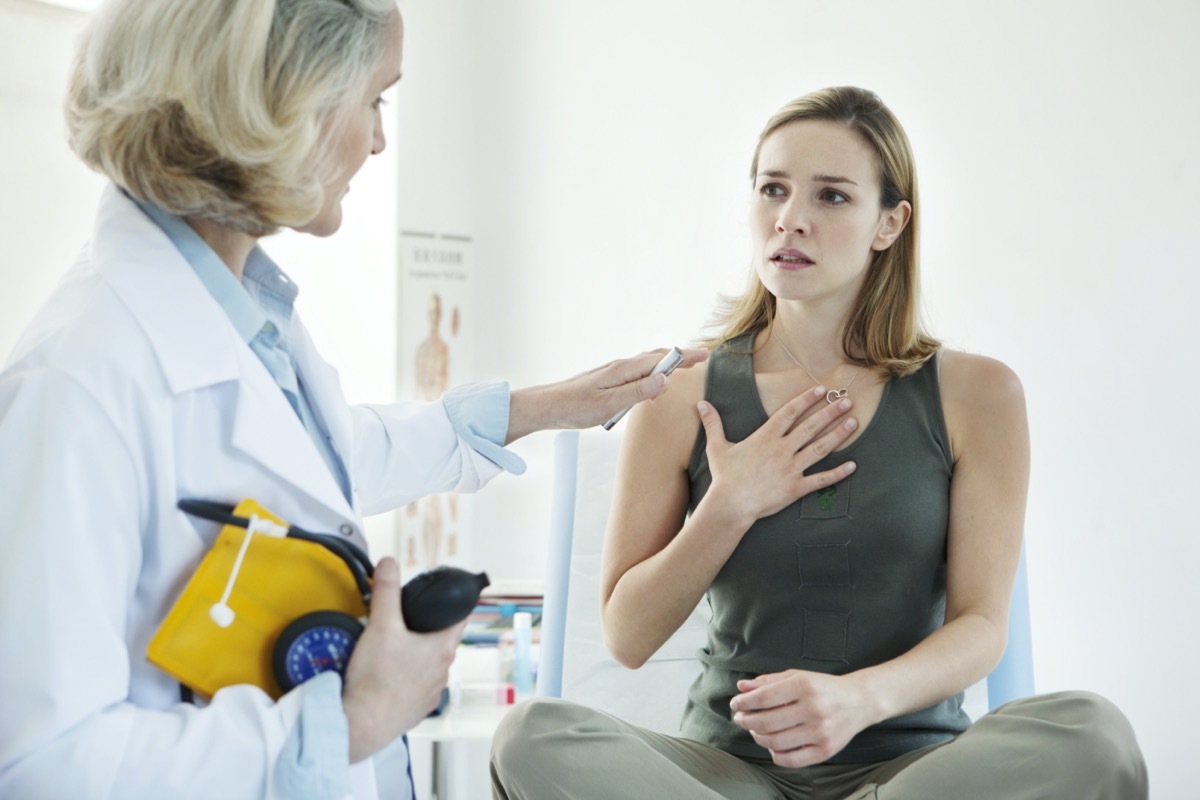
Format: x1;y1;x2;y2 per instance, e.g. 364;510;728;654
273;611;364;692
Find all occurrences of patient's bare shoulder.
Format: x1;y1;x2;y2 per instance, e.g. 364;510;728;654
622;356;708;472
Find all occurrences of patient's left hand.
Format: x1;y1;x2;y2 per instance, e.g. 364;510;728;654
730;670;874;768
505;348;708;444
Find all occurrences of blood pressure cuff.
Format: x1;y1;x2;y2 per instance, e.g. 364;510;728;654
146;499;367;700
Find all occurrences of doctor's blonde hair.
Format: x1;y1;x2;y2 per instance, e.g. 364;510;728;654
66;0;396;237
707;86;939;378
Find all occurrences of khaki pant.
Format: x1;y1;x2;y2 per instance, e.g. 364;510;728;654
490;691;1147;799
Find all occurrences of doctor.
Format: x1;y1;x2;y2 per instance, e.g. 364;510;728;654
0;1;704;798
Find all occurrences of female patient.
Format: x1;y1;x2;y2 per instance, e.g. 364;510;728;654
491;86;1147;799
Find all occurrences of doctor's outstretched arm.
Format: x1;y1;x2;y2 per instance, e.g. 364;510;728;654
504;347;708;445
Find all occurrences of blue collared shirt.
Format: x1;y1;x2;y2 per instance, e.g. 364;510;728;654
136;197;524;798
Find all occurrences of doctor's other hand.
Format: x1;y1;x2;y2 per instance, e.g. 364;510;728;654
342;557;464;763
505;347;708;444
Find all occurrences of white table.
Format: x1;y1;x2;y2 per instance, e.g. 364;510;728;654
409;703;515;799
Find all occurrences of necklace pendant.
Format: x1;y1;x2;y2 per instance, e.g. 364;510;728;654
826;388;848;404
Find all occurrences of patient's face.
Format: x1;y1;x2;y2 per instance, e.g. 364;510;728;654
749;120;894;306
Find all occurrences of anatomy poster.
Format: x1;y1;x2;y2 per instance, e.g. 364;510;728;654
395;231;475;572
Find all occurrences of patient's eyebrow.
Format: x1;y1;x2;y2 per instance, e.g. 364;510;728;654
756;170;861;186
813;174;859;185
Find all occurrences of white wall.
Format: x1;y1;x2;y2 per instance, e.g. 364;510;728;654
3;0;1197;796
0;0;105;349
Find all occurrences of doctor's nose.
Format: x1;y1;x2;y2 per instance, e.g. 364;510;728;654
371;116;387;157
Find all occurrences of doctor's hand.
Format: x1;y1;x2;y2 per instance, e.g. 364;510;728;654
342;557;465;763
730;670;874;768
697;386;859;527
504;347;709;444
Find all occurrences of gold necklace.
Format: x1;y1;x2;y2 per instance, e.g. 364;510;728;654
772;327;863;404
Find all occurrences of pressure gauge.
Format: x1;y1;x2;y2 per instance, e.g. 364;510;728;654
272;610;364;693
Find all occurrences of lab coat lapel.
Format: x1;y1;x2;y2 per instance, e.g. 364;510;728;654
228;348;354;519
93;185;354;521
288;323;356;496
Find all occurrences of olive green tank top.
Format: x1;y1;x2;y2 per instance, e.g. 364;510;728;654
681;330;969;764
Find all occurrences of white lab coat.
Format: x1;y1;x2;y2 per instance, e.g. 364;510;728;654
0;185;503;798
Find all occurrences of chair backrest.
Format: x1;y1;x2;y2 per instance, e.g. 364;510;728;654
538;429;1033;731
537;428;710;734
988;545;1034;709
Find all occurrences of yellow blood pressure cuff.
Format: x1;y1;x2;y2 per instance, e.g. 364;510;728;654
147;499;368;701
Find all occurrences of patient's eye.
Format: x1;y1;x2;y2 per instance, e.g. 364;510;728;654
819;188;849;205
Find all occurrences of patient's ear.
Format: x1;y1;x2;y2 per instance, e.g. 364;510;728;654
872;200;911;251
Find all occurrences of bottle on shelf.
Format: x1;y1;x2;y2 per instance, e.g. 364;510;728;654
512;611;534;699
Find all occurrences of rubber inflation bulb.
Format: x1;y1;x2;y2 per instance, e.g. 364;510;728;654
401;566;491;632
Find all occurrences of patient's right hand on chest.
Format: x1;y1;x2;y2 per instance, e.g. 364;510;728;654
697;387;860;523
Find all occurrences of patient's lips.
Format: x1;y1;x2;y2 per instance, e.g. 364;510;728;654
771;248;815;270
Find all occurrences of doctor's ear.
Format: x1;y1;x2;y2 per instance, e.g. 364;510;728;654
872;200;912;251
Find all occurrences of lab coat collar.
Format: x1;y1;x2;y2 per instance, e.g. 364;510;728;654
91;184;240;395
90;185;356;520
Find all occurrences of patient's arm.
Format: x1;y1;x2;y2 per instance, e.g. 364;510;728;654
599;363;713;668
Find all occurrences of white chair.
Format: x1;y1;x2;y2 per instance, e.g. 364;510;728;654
537;429;1034;733
536;428;709;733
